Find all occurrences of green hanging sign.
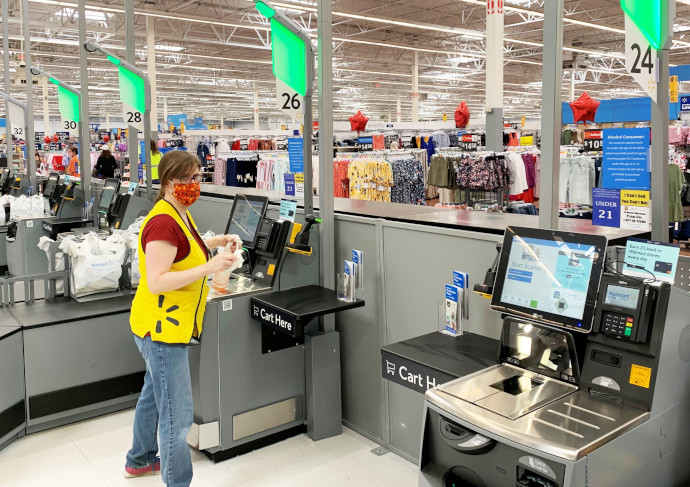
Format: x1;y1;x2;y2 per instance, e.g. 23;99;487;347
117;65;146;113
58;86;80;123
620;0;663;49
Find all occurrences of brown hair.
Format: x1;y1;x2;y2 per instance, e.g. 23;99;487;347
150;139;160;155
155;150;201;202
69;146;78;156
101;149;112;159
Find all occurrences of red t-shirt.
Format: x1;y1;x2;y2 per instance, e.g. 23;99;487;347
141;214;209;262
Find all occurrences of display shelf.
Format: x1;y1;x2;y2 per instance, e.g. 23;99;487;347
250;284;364;337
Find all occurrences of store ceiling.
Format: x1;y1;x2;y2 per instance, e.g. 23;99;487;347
2;0;690;124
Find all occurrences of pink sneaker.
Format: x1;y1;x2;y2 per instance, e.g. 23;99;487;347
124;459;161;478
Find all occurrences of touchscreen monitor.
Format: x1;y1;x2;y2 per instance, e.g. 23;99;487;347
44;173;59;199
97;178;120;212
225;195;268;250
491;227;607;333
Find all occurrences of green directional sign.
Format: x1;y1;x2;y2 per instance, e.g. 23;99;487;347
255;0;310;96
117;65;146;113
58;86;80;123
620;0;662;49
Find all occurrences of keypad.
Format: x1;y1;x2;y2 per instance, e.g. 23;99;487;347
602;312;634;338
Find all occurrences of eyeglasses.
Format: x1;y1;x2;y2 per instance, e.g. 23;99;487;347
174;175;203;184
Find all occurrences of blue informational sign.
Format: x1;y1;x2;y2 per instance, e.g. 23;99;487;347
602;128;650;190
623;238;681;284
682;96;690;112
284;173;295;196
358;136;373;144
139;140;146;180
592;188;621;228
166;113;187;127
279;199;298;222
287;138;304;173
0;118;7;128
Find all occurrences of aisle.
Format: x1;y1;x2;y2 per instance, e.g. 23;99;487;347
0;410;416;486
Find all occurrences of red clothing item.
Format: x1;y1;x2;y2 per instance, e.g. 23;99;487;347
141;214;209;262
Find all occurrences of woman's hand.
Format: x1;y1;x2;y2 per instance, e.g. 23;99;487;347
205;234;242;252
205;251;237;275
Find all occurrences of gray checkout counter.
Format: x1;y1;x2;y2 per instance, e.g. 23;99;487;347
419;227;690;487
0;295;144;451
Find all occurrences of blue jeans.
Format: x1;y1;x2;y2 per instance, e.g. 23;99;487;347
126;334;194;487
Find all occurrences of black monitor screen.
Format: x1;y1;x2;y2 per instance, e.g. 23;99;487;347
98;178;120;211
225;195;268;249
44;173;59;199
491;226;607;333
0;169;9;189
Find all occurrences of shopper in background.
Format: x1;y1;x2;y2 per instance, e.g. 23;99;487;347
150;139;162;184
125;150;240;486
95;145;117;179
65;146;80;178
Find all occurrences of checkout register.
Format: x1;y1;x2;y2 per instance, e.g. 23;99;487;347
419;226;690;487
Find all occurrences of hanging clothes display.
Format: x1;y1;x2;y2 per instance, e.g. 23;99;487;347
559;156;596;205
387;154;425;206
348;158;393;202
334;158;351;198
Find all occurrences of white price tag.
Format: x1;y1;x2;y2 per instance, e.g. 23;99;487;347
123;102;144;131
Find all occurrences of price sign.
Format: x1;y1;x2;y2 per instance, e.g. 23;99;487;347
276;79;304;116
60;117;79;137
584;130;603;152
294;172;304;198
624;15;658;101
123;102;144;131
460;141;478;151
358;137;373;151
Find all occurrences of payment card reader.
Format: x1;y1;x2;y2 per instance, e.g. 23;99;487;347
110;194;153;230
54;181;85;219
97;178;121;229
593;273;656;342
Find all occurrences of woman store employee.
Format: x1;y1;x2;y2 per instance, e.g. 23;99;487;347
125;150;239;486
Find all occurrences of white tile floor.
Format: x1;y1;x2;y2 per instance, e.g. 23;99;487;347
0;409;417;487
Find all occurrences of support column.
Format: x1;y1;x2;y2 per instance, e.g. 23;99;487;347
3;0;12;164
78;0;91;201
538;0;564;230
412;51;419;123
163;96;168;128
146;16;158;138
220;115;223;129
651;50;670;241
313;0;340;442
42;76;50;135
21;0;36;189
396;94;401;123
485;0;504;152
253;85;260;130
125;0;138;184
569;70;576;101
105;112;110;132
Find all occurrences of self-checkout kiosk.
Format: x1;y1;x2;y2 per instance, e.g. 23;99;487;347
187;194;332;461
9;173;30;197
41;181;93;240
419;226;690;487
109;193;153;231
96;178;120;229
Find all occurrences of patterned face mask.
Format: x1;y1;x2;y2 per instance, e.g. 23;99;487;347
170;181;201;206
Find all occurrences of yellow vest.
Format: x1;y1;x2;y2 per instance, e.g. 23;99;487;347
150;152;162;181
130;200;210;343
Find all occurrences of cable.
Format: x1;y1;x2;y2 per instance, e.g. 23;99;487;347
605;259;657;283
276;249;291;292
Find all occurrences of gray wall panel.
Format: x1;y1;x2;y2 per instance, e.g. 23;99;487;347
334;217;383;440
388;381;424;459
0;331;24;411
24;314;145;396
382;224;503;345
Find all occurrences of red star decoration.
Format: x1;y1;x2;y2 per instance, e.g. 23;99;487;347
569;91;600;123
455;102;470;128
349;110;369;133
